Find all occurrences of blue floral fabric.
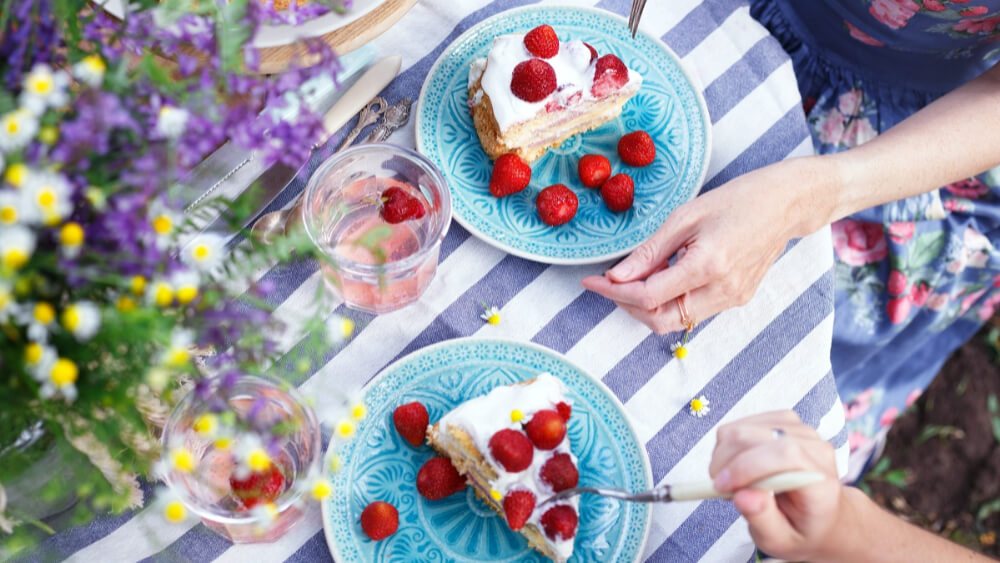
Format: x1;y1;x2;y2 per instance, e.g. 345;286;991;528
750;0;1000;459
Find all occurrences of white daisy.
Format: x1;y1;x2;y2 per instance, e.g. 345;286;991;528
59;221;85;258
73;55;107;88
480;305;501;325
171;269;200;305
293;470;333;502
61;301;101;341
688;395;710;418
0;108;39;153
21;301;57;342
39;357;79;403
182;233;225;272
148;200;182;249
325;314;355;345
24;341;57;381
20;64;69;115
4;162;30;188
250;502;280;530
146;278;174;307
233;433;273;481
0;189;31;226
158;328;194;368
153;488;193;525
156;105;189;140
23;170;73;225
0;225;36;271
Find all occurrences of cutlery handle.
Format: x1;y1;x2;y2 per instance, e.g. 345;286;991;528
668;471;827;502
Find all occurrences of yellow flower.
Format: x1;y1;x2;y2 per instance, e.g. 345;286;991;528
310;480;332;501
50;358;78;387
214;437;233;450
247;448;272;472
350;403;367;420
163;500;187;523
335;419;355;439
688;395;711;418
4;163;28;187
116;296;137;312
130;275;147;296
172;270;199;305
34;302;55;325
38;126;58;145
25;342;43;365
166;347;189;368
170;447;197;473
480;305;501;325
60;222;84;247
150;280;174;307
193;413;217;436
73;55;106;87
510;409;524;423
151;214;172;235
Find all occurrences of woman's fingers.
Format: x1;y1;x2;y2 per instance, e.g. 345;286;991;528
606;212;692;283
709;416;818;477
713;436;838;494
731;489;802;555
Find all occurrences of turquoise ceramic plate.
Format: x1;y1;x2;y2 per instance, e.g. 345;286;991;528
415;6;711;265
322;338;653;562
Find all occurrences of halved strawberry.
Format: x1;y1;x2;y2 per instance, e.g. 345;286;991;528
230;465;285;510
524;25;559;58
488;428;534;472
525;409;567;450
511;59;557;102
591;54;629;97
489;153;532;198
536;184;578;226
584;42;598;64
393;401;429;447
503;490;536;531
578;154;611;188
416;457;467;500
618;130;656;167
540;453;579;492
541;505;579;541
380;187;426;224
601;173;634;212
360;501;399;541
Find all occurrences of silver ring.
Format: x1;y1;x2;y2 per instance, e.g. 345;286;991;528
771;428;786;440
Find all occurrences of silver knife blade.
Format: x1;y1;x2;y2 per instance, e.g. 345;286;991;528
177;45;376;216
183;55;404;247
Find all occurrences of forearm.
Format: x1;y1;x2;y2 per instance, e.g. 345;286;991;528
816;487;989;563
794;63;1000;235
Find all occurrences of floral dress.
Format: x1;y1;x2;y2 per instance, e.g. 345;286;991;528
749;0;1000;477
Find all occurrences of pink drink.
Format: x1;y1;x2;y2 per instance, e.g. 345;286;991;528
303;145;451;314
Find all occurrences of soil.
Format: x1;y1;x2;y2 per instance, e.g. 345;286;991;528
867;318;1000;557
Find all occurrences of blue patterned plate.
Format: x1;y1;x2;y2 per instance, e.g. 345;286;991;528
322;338;653;562
415;6;711;265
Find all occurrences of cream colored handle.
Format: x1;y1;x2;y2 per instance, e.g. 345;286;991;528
669;471;827;502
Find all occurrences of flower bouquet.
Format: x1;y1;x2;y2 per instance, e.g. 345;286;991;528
0;0;363;554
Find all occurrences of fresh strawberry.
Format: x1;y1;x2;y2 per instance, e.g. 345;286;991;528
617;130;656;167
393;401;429;447
524;25;559;58
584;42;598;64
230;465;285;509
489;153;532;198
416;457;467;500
591;54;629;97
601;173;634;212
540;453;579;492
380;187;426;224
556;401;572;422
360;501;399;541
524;409;567;450
511;59;557;102
540;505;579;541
488;429;534;472
535;184;578;226
577;154;611;188
502;490;536;531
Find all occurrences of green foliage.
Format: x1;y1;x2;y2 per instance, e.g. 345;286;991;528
988;394;1000;444
862;455;910;491
976;498;1000;526
915;424;965;444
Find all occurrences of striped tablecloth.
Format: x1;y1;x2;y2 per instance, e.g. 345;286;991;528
25;0;848;561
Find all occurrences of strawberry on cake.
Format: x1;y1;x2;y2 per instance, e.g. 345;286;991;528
468;25;643;164
427;373;580;562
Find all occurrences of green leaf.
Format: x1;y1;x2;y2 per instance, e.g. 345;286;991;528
884;469;909;488
977;498;1000;525
909;231;947;269
988;394;1000;444
869;456;891;477
217;0;252;73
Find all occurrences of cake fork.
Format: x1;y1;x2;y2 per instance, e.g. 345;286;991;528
538;470;826;507
628;0;648;38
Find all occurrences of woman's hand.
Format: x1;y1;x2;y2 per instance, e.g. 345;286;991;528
581;156;834;334
710;410;846;562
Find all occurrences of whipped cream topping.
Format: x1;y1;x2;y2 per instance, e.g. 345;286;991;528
469;32;642;134
437;372;579;560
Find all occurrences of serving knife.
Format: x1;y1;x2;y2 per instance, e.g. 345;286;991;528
178;54;403;247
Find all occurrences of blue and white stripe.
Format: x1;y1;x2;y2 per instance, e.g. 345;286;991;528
25;1;846;561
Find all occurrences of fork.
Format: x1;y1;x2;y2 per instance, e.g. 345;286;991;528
628;0;648;38
538;470;826;507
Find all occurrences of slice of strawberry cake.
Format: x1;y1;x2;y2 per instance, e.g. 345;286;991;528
468;25;643;163
427;373;581;562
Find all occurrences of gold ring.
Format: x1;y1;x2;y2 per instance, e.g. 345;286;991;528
677;293;696;332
